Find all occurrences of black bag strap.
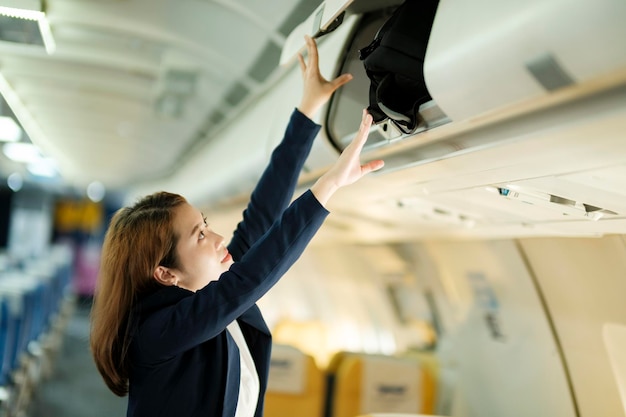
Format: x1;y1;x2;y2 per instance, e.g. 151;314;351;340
359;0;439;134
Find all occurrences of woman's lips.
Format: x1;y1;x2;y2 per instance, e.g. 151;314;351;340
221;251;232;263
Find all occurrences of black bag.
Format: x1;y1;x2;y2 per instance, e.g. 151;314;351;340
359;0;439;134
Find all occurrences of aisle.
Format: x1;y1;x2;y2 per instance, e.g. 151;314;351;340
29;299;127;417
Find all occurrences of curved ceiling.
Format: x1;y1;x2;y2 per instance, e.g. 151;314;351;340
0;0;316;193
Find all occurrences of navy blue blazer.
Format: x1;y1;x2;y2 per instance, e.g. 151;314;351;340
126;109;328;417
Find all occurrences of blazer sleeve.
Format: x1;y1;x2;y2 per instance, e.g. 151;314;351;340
228;109;321;260
135;190;329;361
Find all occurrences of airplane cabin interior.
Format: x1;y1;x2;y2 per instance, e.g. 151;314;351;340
0;0;625;416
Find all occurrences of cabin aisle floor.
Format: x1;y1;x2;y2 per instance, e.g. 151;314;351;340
29;298;127;417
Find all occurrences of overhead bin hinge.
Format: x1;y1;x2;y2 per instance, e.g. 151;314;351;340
312;7;345;39
279;0;355;66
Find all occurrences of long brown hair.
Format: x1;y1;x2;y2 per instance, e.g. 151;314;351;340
90;191;187;396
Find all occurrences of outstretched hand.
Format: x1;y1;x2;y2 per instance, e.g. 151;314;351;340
310;110;385;206
297;35;353;119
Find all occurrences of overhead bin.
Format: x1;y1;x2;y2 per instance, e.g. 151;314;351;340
327;0;626;133
424;0;626;122
322;2;446;153
132;0;626;212
279;0;448;175
298;0;626;178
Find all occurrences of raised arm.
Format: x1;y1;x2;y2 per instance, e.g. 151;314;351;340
227;110;319;259
134;111;384;360
229;36;353;258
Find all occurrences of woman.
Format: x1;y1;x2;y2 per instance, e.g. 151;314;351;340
90;35;384;417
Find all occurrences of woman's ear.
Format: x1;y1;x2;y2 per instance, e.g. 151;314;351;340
153;266;178;286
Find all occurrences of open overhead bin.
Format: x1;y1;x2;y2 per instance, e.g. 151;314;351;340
296;0;626;175
424;0;626;122
130;0;626;212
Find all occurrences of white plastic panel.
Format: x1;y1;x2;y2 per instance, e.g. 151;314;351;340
604;323;626;417
519;236;626;417
420;240;576;417
424;0;626;122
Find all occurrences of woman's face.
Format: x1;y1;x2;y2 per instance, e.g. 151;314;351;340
168;202;234;291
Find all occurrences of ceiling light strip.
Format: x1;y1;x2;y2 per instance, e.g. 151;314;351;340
0;1;56;54
0;72;51;159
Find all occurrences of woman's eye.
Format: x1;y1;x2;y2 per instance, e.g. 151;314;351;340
199;231;205;240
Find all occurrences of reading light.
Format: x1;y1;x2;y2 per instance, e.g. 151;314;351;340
0;0;56;54
0;116;22;142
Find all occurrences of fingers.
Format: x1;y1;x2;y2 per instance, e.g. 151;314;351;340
304;35;319;70
298;35;315;75
353;109;373;147
361;159;385;175
330;73;353;91
300;34;351;97
361;109;373;128
341;110;372;158
297;52;306;75
350;110;384;175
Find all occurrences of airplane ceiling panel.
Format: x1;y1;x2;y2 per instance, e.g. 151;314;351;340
0;0;317;192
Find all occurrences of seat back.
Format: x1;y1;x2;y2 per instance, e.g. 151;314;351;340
329;353;435;417
399;350;439;414
0;298;17;386
264;344;325;417
0;282;34;372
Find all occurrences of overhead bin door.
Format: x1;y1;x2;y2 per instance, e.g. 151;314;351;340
424;0;626;122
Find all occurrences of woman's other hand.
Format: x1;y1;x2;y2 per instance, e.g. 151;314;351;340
311;110;384;206
297;35;353;119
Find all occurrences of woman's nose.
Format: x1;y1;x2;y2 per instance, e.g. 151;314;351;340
212;232;225;247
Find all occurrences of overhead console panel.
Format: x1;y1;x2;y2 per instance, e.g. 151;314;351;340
424;0;626;122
